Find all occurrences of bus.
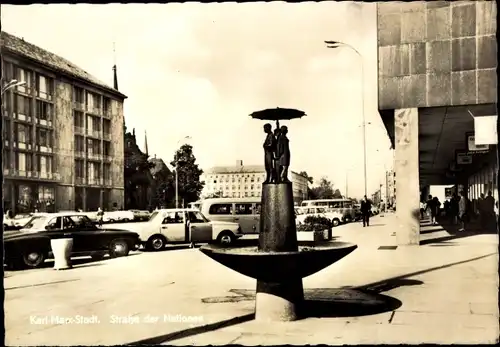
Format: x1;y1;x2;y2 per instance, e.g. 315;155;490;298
300;199;355;222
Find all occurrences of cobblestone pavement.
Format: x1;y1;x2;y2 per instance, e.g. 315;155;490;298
4;214;499;345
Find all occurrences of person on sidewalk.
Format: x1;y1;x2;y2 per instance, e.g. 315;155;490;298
426;195;437;224
360;195;372;227
458;191;467;232
484;190;496;231
450;193;459;225
97;207;104;227
432;197;441;224
420;201;426;219
478;193;487;229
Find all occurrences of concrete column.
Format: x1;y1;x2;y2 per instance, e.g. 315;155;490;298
82;187;87;211
394;108;420;246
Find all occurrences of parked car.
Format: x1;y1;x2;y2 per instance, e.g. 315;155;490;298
3;213;35;230
296;207;344;227
107;208;243;251
129;210;151;221
200;197;261;234
4;212;140;270
103;210;135;223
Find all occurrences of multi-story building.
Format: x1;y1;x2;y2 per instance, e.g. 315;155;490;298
1;32;127;214
201;160;309;203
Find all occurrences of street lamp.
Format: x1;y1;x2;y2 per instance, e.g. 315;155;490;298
325;40;367;197
1;79;26;95
175;135;192;208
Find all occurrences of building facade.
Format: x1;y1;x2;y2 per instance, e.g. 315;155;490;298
201;160;309;203
385;170;396;206
2;32;126;214
377;1;497;245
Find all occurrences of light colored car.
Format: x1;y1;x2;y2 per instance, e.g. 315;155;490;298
4;213;34;229
129;210;151;221
200;197;261;234
296;207;343;227
107;208;243;250
103;210;135;223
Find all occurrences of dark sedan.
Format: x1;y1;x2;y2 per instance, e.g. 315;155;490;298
4;212;140;269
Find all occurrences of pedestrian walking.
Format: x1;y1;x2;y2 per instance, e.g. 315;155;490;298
450;193;459;225
97;207;104;227
425;195;437;224
360;195;372;227
458;191;467;232
420;201;425;219
478;193;487;229
484;190;496;231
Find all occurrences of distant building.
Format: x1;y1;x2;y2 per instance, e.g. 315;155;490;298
1;31;126;214
385;170;396;206
201;160;309;203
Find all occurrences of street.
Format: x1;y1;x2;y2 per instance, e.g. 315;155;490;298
5;214;498;345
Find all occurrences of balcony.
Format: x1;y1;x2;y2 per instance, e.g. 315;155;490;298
36;118;53;127
86;106;101;115
75;177;86;185
14;142;33;150
103;132;112;141
87;178;103;186
73;102;85;111
37;91;54;101
75;151;85;159
3;168;61;181
37;145;54;154
87;152;103;161
14;112;32;123
74;126;85;135
86;129;102;138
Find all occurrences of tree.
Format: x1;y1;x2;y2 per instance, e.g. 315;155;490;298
298;171;314;184
333;189;343;199
170;144;205;206
310;176;335;199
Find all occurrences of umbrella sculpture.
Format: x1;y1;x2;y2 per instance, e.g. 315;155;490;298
250;107;306;184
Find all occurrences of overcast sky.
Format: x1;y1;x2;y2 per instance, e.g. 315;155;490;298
2;3;393;198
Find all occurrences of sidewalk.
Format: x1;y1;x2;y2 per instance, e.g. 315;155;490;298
4;214;498;345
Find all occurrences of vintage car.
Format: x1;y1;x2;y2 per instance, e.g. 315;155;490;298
103;210;135;223
107;208;243;251
129;210;152;221
4;212;140;270
295;206;344;227
3;213;35;230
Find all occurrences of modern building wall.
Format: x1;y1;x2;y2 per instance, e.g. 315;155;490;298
378;1;497;110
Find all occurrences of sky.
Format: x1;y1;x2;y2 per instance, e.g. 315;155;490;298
2;2;393;198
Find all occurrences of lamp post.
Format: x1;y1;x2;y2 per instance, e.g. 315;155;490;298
175;136;191;208
1;79;26;95
325;40;367;197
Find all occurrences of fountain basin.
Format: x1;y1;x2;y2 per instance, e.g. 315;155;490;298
199;242;357;282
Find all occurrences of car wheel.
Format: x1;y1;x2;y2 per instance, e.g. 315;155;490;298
109;219;115;223
332;218;341;227
22;250;46;268
147;235;166;251
217;231;235;246
123;218;130;222
109;239;130;258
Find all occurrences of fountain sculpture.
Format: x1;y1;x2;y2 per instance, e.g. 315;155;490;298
200;108;357;321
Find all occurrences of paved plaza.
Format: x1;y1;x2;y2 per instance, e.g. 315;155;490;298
5;213;499;345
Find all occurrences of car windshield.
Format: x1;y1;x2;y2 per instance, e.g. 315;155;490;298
22;216;48;230
316;208;326;213
149;211;160;222
191;211;209;222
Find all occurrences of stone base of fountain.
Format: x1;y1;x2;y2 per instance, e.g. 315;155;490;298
200;183;358;322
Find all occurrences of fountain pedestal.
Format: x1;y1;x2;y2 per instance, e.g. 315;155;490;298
256;183;303;321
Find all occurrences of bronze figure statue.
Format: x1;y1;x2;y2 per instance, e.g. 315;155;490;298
276;125;291;183
273;127;281;183
262;123;276;184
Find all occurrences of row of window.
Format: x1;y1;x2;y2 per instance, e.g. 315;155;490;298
212;192;260;198
208;185;258;191
208;173;264;179
73;111;112;133
74;160;111;181
211;176;262;184
3;121;53;147
5;64;54;100
4;95;53;120
3;151;53;173
74;136;111;156
5;63;113;115
73;87;111;114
